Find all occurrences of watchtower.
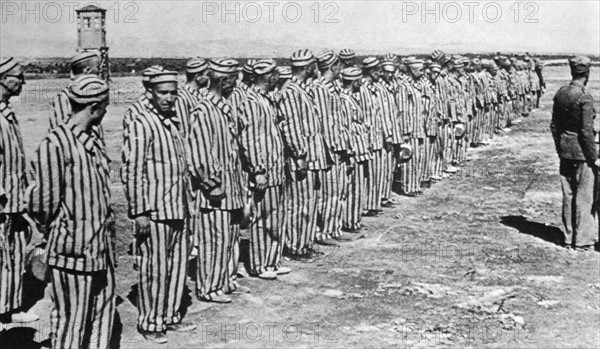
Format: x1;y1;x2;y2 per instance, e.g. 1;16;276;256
76;5;110;81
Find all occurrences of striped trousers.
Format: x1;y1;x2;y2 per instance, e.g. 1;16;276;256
50;265;115;349
0;214;27;315
364;149;386;210
136;219;188;332
397;137;422;195
472;109;483;144
343;162;366;230
318;162;348;239
194;209;241;300
381;146;397;201
284;170;320;255
249;185;285;275
442;122;454;170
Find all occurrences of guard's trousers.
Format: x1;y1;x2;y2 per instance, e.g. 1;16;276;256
284;170;320;254
560;159;599;247
136;219;188;332
249;185;285;275
318;162;348;239
343;162;366;230
0;213;27;314
195;209;240;300
50;265;115;349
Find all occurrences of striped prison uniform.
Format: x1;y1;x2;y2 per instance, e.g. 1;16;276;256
359;82;386;210
387;79;408;193
188;92;245;299
50;86;105;140
26;124;115;349
446;75;464;165
174;83;206;138
340;90;371;229
237;86;285;275
484;71;499;139
0;101;28;315
472;71;485;144
310;78;350;239
374;81;397;202
277;77;330;254
122;104;189;332
396;77;425;194
420;78;438;182
495;70;509;129
431;75;451;176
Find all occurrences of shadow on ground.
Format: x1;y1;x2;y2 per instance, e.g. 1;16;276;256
500;215;565;246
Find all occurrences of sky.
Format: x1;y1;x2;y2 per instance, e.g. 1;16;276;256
1;0;599;58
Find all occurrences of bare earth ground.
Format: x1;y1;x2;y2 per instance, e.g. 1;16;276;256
1;66;599;348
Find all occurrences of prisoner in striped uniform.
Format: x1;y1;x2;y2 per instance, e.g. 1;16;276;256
428;62;450;179
122;71;195;344
339;49;357;69
49;51;105;140
311;50;352;243
187;58;247;303
339;68;371;232
0;58;38;324
420;72;439;184
237;59;291;280
278;49;331;258
360;57;387;215
122;65;164;132
26;75;114;349
174;57;209;138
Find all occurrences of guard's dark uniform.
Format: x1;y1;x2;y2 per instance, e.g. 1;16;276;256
550;56;598;248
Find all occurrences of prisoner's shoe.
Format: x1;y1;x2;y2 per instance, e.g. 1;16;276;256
258;270;278;280
200;294;232;303
230;285;251;294
167;322;197;332
275;267;292;275
444;165;459;174
362;210;379;217
140;330;168;344
315;238;339;246
11;312;39;323
381;200;395;208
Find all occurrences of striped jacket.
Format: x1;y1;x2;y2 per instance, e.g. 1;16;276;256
375;81;397;143
310;78;350;154
340;89;371;163
122;104;189;220
26;124;114;272
358;82;385;150
237;86;285;187
123;94;150;132
420;78;437;137
402;78;426;138
277;77;330;171
188;92;244;211
447;75;466;123
175;84;206;138
0;101;27;214
50;87;105;139
432;76;451;121
229;82;252;122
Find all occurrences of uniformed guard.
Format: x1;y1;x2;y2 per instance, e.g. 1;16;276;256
0;57;39;325
122;70;195;343
550;55;599;251
27;75;115;349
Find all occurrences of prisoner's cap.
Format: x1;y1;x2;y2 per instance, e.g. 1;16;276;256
569;55;591;74
429;62;442;72
277;66;292;79
243;59;256;74
523;55;531;62
406;57;424;67
142;65;165;82
253;59;277;75
316;50;338;70
384;53;399;64
185;57;208;74
341;67;363;81
431;50;444;62
362;56;380;69
441;54;453;66
209;58;239;74
339;49;356;61
381;61;397;72
498;56;511;67
148;70;178;84
290;49;316;67
70;51;100;67
0;57;20;76
68;75;109;104
452;58;465;67
472;58;482;65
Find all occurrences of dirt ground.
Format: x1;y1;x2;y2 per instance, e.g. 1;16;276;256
1;66;599;348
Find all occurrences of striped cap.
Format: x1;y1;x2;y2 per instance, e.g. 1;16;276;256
316;50;338;69
441;54;453;66
277;66;292;79
384;53;398;63
290;49;315;67
70;51;99;66
340;67;363;81
429;62;442;72
431;50;444;62
210;58;239;74
471;58;481;65
0;57;19;76
253;59;277;75
499;56;511;67
243;59;256;74
148;70;178;84
185;57;208;74
339;49;356;61
68;75;109;104
362;57;380;69
142;65;165;82
452;58;464;67
405;57;424;67
381;61;397;72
